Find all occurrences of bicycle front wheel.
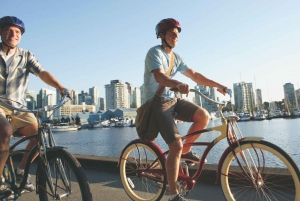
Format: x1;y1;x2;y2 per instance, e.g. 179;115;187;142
120;142;166;201
37;149;92;201
220;140;300;201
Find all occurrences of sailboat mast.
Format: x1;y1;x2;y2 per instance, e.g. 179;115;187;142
295;86;299;110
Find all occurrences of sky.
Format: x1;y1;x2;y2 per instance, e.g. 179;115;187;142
2;1;300;102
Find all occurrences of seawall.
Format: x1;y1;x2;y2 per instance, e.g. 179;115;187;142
73;154;291;185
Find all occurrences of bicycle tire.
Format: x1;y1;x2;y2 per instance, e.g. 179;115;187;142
37;149;93;201
120;142;166;201
220;140;300;201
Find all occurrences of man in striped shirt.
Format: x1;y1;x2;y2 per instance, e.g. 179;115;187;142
0;16;68;197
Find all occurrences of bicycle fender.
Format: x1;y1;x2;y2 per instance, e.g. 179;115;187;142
215;137;263;184
118;139;165;166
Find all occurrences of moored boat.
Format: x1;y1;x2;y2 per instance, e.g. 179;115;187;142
273;109;282;118
291;109;300;118
239;114;251;121
253;114;266;121
51;123;80;132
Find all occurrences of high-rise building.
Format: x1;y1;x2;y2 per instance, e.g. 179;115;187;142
194;84;217;113
132;87;141;108
105;80;129;109
283;83;296;107
78;91;93;105
26;90;36;110
233;82;255;112
37;88;56;108
99;97;106;110
89;86;99;106
71;90;79;105
256;89;263;110
36;88;56;118
126;82;134;108
295;88;300;108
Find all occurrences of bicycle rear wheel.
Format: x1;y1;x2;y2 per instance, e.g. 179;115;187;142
37;149;92;201
220;140;300;201
120;142;166;201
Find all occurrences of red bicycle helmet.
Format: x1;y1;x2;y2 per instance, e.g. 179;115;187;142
155;18;181;38
0;16;25;34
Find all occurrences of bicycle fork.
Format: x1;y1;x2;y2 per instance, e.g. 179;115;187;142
38;128;71;199
227;120;264;187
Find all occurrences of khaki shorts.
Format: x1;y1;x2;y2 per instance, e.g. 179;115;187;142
154;97;200;144
0;105;37;133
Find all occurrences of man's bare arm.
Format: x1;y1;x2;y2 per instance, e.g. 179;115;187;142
37;71;66;94
183;68;227;95
152;68;190;96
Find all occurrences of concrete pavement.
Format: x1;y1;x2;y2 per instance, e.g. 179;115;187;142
16;168;226;201
11;154;226;200
10;153;291;200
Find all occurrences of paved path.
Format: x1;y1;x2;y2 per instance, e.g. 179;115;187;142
16;168;226;201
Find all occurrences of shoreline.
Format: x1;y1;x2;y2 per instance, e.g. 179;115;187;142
74;154;291;185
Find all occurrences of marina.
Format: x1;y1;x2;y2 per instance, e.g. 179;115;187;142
11;118;300;167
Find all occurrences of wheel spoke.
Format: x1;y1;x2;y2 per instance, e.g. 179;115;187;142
120;142;166;201
37;150;92;200
221;141;300;201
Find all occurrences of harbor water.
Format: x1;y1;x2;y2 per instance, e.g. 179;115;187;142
11;118;300;166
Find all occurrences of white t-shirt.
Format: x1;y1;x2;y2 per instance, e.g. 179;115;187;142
143;45;189;102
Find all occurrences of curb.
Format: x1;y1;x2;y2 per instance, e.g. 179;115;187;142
74;154;220;184
74;154;294;185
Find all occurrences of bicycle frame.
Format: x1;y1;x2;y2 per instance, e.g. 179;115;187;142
119;89;264;191
1;93;72;199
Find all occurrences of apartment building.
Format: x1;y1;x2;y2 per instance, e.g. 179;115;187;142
105;80;129;109
233;82;255;112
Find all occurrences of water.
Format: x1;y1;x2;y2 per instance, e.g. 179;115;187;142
10;118;300;166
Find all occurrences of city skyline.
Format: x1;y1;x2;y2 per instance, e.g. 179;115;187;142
3;1;299;102
28;80;299;107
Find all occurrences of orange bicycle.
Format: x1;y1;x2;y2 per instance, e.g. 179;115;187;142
119;89;300;201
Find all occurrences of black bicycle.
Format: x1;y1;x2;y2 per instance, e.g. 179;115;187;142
0;90;93;200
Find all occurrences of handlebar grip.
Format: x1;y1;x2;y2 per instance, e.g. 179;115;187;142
226;89;232;98
62;89;69;96
61;89;73;100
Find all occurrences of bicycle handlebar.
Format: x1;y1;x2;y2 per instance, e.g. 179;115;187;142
0;89;70;113
190;88;232;106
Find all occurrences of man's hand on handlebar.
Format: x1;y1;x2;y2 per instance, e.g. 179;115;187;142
171;84;231;98
217;85;228;96
170;83;190;97
59;88;72;99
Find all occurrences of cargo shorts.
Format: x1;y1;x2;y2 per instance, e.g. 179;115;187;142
0;104;37;134
155;97;200;144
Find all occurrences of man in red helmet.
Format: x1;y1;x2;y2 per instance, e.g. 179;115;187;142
143;18;227;201
0;16;68;198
